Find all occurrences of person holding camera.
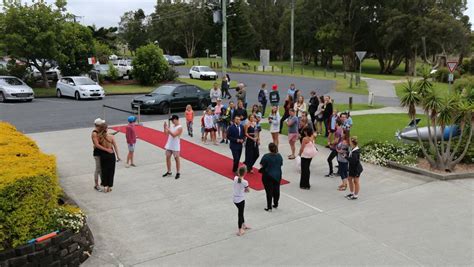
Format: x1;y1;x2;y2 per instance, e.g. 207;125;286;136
163;115;183;179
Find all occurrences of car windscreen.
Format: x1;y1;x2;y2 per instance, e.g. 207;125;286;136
152;86;175;95
199;67;213;72
172;56;183;60
74;77;96;85
0;77;23;86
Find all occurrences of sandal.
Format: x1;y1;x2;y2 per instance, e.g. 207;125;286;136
337;185;347;191
288;155;296;160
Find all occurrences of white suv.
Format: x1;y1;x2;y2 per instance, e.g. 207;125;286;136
189;66;218;80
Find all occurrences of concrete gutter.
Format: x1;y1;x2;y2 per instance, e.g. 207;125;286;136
387;161;474;180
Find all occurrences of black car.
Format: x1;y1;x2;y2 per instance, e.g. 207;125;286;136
131;84;210;114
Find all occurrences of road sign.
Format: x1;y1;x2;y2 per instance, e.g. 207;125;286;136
356;51;367;61
447;61;458;73
448;73;454;82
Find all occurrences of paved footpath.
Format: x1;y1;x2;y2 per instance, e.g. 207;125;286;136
29;118;473;266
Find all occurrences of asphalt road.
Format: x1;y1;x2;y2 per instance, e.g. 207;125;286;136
0;70;336;133
0;70;398;133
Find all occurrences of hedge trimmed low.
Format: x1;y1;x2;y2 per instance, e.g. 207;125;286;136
0;122;60;250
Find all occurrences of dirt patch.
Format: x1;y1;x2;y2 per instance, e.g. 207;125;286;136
417;158;474;174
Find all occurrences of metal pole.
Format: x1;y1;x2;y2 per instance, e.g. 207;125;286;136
222;0;227;77
359;59;362;87
290;0;295;72
138;105;141;125
102;105;105;121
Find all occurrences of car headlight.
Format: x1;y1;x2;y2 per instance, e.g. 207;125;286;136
145;100;155;104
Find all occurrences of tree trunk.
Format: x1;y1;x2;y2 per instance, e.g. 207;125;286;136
314;53;319;66
41;70;50;88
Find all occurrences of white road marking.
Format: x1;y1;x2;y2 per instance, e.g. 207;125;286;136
281;192;324;213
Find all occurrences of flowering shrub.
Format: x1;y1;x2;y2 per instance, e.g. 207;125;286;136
0;122;85;249
52;205;87;233
361;141;421;167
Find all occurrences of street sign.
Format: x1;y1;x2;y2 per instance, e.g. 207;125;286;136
448;73;454;82
356;51;367;61
447;61;458;73
88;57;96;65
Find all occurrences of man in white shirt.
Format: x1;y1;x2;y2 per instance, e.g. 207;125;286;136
163;115;183;179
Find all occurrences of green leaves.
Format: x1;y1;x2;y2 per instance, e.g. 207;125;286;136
132;44;170;86
400;79;421;118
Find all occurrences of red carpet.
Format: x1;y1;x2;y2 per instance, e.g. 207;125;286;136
112;125;289;191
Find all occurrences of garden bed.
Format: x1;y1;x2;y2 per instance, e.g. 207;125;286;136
388;160;474;180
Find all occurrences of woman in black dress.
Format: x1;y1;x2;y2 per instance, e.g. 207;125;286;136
279;95;293;133
259;143;283;212
244;114;259;173
346;137;363;200
97;123;120;193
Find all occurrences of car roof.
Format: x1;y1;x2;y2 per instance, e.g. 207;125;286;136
158;83;190;87
61;76;92;79
0;76;19;79
193;66;213;68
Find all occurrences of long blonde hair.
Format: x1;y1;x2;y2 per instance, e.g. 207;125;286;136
97;123;109;145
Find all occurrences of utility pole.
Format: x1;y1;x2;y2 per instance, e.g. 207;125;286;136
290;0;295;72
222;0;227;77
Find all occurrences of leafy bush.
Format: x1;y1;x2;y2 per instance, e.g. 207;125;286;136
460;57;474;75
361;141;421;166
433;67;461;83
6;60;29;79
0;122;86;250
132;43;170;85
107;61;120;81
0;66;8;76
453;75;474;103
163;67;179;82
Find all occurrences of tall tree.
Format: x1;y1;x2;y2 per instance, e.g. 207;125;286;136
0;1;65;87
57;22;95;76
118;9;149;53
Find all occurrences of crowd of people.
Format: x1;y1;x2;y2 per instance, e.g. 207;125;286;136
90;80;363;237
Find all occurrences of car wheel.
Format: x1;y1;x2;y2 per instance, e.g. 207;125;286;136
74;91;81;101
198;99;209;110
189;74;193;79
26;99;33;102
0;92;6;103
56;89;62;98
159;102;170;114
200;75;204;80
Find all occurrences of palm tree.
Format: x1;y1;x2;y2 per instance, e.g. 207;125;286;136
400;75;473;171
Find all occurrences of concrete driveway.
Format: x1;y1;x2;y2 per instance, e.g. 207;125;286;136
28;118;473;266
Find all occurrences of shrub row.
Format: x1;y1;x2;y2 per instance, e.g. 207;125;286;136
0;123;60;250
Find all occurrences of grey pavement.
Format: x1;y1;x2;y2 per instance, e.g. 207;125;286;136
28;117;474;266
363;77;398;98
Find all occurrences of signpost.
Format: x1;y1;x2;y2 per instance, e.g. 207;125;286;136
355;51;366;87
446;61;458;94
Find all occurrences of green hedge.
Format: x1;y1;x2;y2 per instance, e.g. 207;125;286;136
0;123;60;250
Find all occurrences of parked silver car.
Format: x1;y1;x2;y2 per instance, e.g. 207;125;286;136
0;76;34;102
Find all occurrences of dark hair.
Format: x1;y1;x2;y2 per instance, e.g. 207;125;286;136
237;166;247;183
268;142;278;153
336;119;343;126
304;126;314;137
261;83;266;88
319;96;324;102
289;108;295;113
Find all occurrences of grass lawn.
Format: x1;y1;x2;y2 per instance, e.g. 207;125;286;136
176;77;238;90
185;57;408;82
34;84;156;97
261;113;422;147
395;81;451;99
